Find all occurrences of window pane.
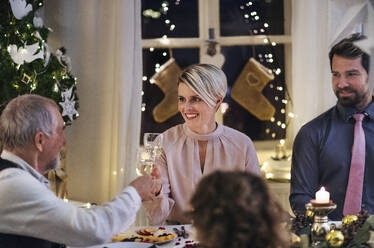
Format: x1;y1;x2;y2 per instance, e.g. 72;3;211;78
142;0;199;38
220;0;284;36
141;48;199;143
221;45;287;140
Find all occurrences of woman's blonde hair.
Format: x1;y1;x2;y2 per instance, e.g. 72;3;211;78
178;64;227;109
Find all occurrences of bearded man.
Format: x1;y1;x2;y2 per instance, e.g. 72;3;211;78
290;33;374;220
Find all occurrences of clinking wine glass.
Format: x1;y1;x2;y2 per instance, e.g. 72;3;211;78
144;133;163;157
137;133;163;175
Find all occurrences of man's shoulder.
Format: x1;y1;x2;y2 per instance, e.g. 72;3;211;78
300;107;335;132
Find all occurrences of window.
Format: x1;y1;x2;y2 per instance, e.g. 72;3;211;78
141;0;292;145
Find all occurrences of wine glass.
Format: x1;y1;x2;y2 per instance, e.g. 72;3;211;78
137;133;163;175
144;133;163;157
137;146;154;175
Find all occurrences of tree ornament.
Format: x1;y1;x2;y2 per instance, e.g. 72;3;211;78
326;230;344;247
306;209;314;219
342;215;358;225
150;58;182;123
230;58;275;120
21;73;31;85
7;43;44;65
59;87;79;121
56;49;72;72
33;16;43;28
9;0;32;20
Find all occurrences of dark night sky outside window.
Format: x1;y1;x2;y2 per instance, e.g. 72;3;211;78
141;0;286;143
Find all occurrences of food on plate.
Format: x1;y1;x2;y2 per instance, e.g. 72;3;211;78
112;227;177;243
175;240;200;247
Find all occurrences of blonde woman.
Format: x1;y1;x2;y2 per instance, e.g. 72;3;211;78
143;64;260;225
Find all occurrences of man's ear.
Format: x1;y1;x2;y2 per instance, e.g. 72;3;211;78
34;132;44;152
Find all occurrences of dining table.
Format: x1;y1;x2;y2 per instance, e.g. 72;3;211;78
70;224;198;248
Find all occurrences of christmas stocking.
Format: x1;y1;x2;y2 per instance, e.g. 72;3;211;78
230;58;275;120
151;58;182;123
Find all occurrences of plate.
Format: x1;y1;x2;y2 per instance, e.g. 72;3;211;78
113;226;177;245
84;242;153;248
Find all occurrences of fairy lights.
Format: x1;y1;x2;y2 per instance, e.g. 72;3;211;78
141;0;180;113
238;0;293;140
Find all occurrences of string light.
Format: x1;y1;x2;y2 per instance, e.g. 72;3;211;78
53;84;59;92
238;0;292;140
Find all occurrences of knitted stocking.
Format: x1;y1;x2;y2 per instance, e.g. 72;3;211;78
150;58;182;123
230;58;275;120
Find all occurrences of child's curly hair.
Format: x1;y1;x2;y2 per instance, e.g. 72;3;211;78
189;171;290;248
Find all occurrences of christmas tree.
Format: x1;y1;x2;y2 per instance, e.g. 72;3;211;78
0;0;79;125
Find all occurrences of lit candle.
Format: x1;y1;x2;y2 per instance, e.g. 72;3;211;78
315;187;330;203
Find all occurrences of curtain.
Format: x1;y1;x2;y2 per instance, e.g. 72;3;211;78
291;0;373;139
291;0;333;139
44;0;142;207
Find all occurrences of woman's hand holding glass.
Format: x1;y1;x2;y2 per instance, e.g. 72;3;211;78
151;167;162;196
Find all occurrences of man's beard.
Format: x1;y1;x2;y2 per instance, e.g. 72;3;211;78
45;153;61;171
335;87;365;108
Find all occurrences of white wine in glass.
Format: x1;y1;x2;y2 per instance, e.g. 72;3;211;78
137;133;163;176
137;147;154;175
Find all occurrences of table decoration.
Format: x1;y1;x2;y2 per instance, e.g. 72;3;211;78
289;186;374;247
290;210;373;248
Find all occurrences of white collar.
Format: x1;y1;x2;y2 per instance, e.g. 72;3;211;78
1;150;50;188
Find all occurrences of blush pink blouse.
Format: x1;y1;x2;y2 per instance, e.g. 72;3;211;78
142;123;260;225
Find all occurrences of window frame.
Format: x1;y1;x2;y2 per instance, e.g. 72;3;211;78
141;0;293;150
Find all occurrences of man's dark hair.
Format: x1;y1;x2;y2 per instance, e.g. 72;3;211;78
329;33;370;73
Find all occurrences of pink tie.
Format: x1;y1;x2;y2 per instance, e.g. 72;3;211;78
343;113;366;216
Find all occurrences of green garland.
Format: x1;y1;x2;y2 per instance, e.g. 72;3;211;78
291;212;374;248
0;0;79;126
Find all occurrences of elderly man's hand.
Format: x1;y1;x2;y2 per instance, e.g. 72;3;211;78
130;175;156;201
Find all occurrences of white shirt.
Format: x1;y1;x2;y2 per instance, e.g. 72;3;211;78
0;150;141;246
